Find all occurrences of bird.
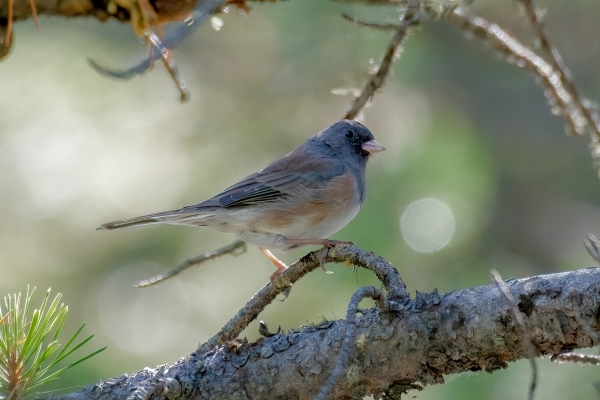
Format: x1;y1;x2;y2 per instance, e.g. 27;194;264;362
98;119;385;282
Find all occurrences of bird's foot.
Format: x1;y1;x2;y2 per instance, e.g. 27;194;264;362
269;268;284;284
284;239;355;273
317;240;354;273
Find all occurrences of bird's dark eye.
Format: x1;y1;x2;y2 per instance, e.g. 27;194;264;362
345;130;355;139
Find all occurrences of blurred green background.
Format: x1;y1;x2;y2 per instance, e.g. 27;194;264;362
2;0;600;398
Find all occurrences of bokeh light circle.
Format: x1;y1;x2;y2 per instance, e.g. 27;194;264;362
400;198;455;253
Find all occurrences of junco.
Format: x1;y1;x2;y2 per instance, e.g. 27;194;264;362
99;119;385;282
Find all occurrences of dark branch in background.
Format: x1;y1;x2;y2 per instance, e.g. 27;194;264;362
86;0;227;102
341;13;398;31
342;0;420;120
197;243;407;353
135;240;246;288
491;270;538;400
50;266;600;399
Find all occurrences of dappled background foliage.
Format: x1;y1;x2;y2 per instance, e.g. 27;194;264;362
1;0;600;398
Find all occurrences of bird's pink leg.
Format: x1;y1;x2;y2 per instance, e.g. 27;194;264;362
284;239;355;273
29;0;39;29
259;247;288;283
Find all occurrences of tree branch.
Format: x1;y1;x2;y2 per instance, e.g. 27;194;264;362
198;243;408;354
343;0;419;120
50;261;600;399
446;6;600;140
519;0;600;139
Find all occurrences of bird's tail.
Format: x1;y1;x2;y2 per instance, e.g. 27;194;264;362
97;209;212;230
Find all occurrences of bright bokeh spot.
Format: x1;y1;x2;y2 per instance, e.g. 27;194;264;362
96;262;195;355
400;198;455;253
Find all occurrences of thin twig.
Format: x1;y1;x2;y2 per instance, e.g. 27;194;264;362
134;240;246;288
341;13;401;31
491;269;537;400
314;286;388;400
343;0;420;120
553;352;600;365
446;7;600;140
519;0;600;139
197;243;407;353
146;31;191;103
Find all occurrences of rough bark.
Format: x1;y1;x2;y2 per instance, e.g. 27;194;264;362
50;266;600;399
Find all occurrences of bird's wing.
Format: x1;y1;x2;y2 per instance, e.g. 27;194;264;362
184;152;346;209
99;149;345;230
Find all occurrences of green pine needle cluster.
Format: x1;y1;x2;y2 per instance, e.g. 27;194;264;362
0;286;106;399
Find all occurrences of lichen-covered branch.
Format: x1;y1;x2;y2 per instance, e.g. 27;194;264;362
50;265;600;400
314;286;388;400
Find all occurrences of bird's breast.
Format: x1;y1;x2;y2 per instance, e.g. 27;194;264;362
205;170;365;250
255;171;364;241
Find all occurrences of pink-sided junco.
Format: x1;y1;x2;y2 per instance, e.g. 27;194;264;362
98;119;385;282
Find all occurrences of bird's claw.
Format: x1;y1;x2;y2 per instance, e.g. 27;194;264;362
317;240;354;274
317;247;334;274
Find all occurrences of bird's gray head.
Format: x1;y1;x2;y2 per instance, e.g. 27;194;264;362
313;119;385;161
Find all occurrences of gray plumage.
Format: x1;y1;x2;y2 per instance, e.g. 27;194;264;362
98;119;384;251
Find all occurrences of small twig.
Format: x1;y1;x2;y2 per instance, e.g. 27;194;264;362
197;243;407;353
341;13;402;31
519;0;600;139
314;286;388;400
491;269;537;400
146;31;190;102
446;7;600;141
553;352;600;365
134;240;246;288
343;0;420;120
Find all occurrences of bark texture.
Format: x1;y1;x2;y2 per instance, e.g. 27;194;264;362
50;267;600;399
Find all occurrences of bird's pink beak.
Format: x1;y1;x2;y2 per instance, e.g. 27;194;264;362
362;140;386;154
